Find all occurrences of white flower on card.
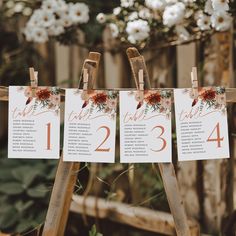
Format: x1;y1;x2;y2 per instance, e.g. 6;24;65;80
41;10;56;28
197;14;211;31
121;0;134;8
109;23;119;38
96;13;106;23
163;2;185;27
145;0;166;10
126;19;150;43
69;3;89;24
212;0;229;12
139;8;151;19
211;11;232;31
113;7;121;15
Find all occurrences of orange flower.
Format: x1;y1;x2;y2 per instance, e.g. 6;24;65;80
36;88;51;100
200;89;216;101
91;92;108;105
145;92;161;105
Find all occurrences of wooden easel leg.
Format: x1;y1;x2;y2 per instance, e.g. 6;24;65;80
42;155;79;236
158;163;192;236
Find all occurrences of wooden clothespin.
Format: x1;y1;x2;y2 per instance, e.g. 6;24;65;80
83;69;89;91
29;67;38;97
138;69;144;98
191;67;198;99
81;69;89;106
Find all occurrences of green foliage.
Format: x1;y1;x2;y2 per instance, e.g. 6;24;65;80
0;149;57;234
89;225;103;236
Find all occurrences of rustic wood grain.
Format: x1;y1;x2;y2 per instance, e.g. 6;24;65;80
71;195;200;236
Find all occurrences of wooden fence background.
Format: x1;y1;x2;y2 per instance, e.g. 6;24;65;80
0;28;235;234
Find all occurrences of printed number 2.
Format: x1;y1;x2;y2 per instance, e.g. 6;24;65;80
46;123;51;150
151;125;167;152
207;122;224;148
95;126;111;152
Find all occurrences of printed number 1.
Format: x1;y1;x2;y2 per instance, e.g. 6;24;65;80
207;122;224;148
46;123;51;150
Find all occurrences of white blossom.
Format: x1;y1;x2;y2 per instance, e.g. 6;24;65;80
128;12;138;21
69;3;89;24
60;15;73;27
41;10;56;28
109;23;119;38
139;8;151;19
113;7;121;15
175;25;190;41
96;13;106;23
163;2;185;27
42;0;57;12
29;27;48;43
48;22;65;36
212;0;229;12
165;0;178;4
211;11;232;31
197;14;211;30
145;0;166;10
121;0;134;8
23;7;32;16
204;0;213;14
27;9;44;27
14;2;24;13
126;19;150;43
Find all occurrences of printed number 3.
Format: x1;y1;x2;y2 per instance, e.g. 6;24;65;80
151;125;167;152
95;126;111;152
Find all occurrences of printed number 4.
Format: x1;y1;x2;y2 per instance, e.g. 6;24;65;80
207;122;224;148
151;125;167;152
95;126;111;152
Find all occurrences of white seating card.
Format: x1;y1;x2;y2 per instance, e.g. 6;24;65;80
119;90;172;163
8;86;60;159
63;89;118;163
174;87;230;161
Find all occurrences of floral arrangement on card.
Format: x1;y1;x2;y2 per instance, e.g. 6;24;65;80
17;86;60;115
23;0;90;43
96;0;233;47
129;90;172;118
75;90;118;120
184;86;226;114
